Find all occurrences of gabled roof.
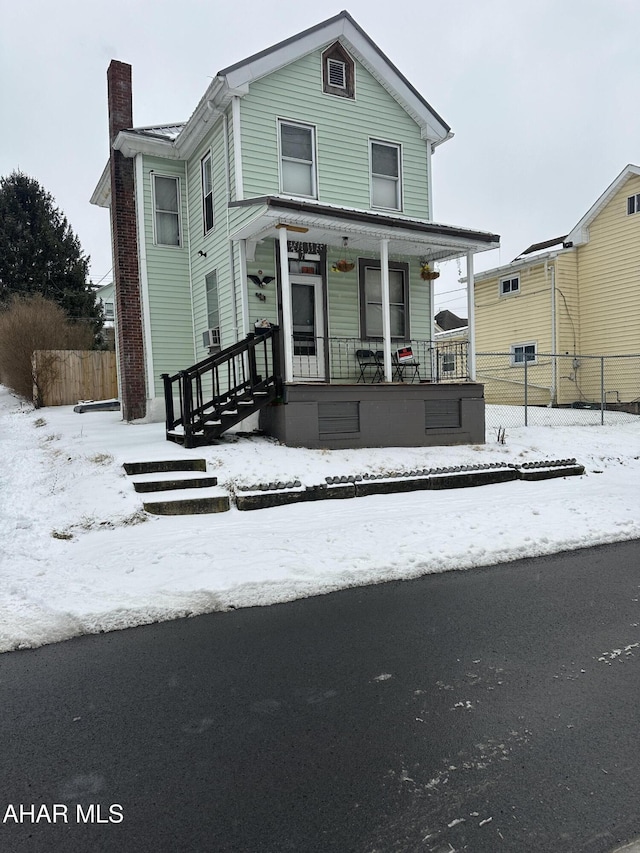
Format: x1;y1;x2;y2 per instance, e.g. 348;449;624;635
216;11;451;143
566;164;640;246
108;10;453;165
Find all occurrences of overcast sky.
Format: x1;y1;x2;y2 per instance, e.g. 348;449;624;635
2;0;639;315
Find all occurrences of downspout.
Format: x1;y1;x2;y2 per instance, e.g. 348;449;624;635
185;157;197;362
550;260;557;405
426;140;436;360
223;111;240;340
380;238;392;382
466;251;476;381
134;155;155;407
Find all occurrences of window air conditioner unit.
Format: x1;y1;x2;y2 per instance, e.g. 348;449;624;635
202;328;221;350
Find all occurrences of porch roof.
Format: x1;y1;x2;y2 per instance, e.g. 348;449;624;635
228;197;500;262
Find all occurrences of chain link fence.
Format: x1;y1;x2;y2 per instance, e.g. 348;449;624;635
477;352;640;428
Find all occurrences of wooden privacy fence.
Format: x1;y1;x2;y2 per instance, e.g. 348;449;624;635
32;350;118;407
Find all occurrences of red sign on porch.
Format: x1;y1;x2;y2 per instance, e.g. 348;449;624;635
396;346;414;362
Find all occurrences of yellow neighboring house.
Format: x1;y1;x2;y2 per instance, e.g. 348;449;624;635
472;164;640;406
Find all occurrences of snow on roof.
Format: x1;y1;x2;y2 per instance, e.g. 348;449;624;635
127;124;185;142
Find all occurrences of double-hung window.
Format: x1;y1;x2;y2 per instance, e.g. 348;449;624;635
370;141;401;210
359;259;409;339
201;153;214;233
511;342;537;365
152;174;181;246
279;121;316;198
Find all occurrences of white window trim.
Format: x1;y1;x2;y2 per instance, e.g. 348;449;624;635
500;275;520;297
369;139;402;212
201;151;214;234
151;173;182;248
278;119;318;199
627;193;640;215
510;341;537;366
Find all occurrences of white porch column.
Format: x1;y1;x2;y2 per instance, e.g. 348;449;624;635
238;239;250;337
466;251;476;381
278;227;294;382
380;238;392;382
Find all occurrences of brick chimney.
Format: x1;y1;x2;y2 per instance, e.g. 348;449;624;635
107;60;146;421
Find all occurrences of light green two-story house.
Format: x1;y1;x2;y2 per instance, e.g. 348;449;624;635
92;10;499;448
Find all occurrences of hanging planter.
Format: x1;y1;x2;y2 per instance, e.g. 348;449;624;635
420;260;440;281
331;259;355;273
331;237;355;273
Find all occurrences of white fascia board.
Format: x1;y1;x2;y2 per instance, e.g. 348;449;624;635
113;131;179;160
174;78;228;159
90;162;111;208
434;326;469;340
221;18;451;145
566;163;640;246
469;249;568;283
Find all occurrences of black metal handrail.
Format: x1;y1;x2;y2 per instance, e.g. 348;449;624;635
162;327;280;447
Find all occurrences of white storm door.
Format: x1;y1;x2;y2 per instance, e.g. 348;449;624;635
290;275;325;380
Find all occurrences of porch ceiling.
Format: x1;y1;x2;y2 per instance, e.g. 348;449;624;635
229;197;499;262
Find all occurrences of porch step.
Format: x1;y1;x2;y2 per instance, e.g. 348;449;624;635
132;475;218;493
123;459;207;475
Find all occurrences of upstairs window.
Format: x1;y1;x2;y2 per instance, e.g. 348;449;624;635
201;153;214;233
370;141;401;211
321;42;355;99
511;342;537;365
279;120;317;198
627;194;640;215
103;301;114;322
152;174;181;246
500;275;520;296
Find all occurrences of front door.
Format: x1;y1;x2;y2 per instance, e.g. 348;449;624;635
290;275;325;380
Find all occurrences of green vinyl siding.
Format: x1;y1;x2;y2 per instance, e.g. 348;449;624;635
185;120;238;359
139;155;194;396
328;253;430;340
240;50;430;219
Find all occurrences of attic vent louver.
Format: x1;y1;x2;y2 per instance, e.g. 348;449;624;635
327;59;346;89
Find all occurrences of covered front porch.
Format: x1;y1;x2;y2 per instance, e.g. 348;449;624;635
230;195;499;389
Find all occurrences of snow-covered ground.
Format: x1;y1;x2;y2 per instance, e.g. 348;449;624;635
2;384;640;654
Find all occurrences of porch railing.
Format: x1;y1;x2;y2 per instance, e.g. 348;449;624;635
162;327;280;447
290;336;469;382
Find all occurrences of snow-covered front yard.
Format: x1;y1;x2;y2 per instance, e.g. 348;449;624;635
2;384;640;653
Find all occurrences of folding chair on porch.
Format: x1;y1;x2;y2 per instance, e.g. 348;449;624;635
356;349;383;383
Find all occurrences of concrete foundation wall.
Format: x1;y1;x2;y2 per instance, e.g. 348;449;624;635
260;383;485;448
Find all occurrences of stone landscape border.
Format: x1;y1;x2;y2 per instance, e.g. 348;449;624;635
234;459;584;511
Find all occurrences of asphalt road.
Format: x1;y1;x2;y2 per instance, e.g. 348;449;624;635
2;540;640;852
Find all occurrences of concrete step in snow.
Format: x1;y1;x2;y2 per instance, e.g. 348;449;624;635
142;486;230;516
133;473;218;493
123;459;207;476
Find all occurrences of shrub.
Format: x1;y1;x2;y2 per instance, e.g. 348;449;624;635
0;294;93;404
